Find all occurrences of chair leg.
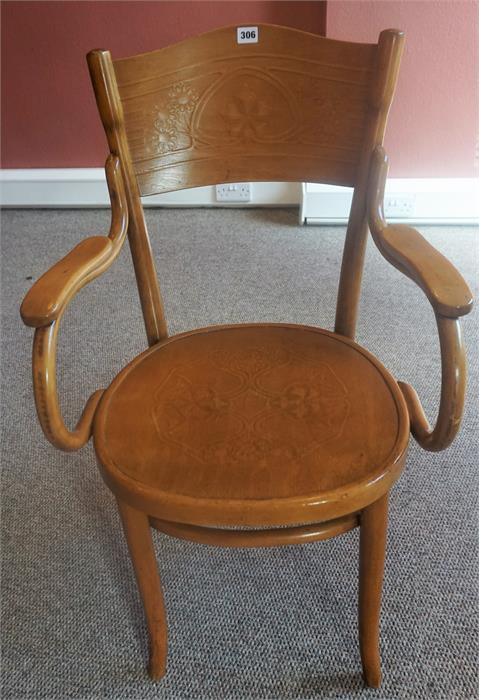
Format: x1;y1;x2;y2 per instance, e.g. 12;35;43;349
358;493;388;688
117;498;168;680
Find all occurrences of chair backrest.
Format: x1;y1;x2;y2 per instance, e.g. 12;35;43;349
87;24;404;341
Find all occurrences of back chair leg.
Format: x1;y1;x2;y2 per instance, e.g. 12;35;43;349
358;492;388;688
117;499;168;679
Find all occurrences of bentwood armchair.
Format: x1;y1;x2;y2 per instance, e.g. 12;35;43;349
20;25;473;686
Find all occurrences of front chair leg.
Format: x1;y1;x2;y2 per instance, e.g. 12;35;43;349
358;493;388;688
117;499;168;679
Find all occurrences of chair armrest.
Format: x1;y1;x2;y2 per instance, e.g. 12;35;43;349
372;224;473;318
367;145;473;451
368;147;473;319
20;154;128;451
20;154;128;327
398;316;466;452
21;237;113;327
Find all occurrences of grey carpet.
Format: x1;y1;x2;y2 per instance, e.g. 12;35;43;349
1;208;478;700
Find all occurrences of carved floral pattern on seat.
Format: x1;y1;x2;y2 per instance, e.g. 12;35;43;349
151;345;350;467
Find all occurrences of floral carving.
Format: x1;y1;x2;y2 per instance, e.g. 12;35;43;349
272;384;324;420
145;82;199;156
191;387;230;414
207;437;273;466
191;69;297;147
222;86;273;140
212;345;288;378
150;119;177;155
151;348;350;467
168;83;199;114
271;379;349;431
288;73;364;148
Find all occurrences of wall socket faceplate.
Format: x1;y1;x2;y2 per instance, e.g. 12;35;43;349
384;194;416;217
216;183;251;202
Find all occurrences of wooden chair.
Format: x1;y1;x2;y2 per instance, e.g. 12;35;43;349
20;24;473;687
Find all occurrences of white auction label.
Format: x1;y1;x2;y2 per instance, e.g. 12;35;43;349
237;27;259;44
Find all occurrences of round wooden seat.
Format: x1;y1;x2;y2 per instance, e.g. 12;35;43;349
94;324;409;528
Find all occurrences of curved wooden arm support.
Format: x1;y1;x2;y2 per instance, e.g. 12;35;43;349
398;316;466;451
368;145;472;452
22;155;129;451
21;155;128;328
32;318;105;451
368;146;473;319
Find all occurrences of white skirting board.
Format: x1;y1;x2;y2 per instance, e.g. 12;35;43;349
0;169;299;208
301;180;478;225
0;169;477;225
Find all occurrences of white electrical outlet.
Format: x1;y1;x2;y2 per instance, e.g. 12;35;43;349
216;183;251;202
384;194;415;218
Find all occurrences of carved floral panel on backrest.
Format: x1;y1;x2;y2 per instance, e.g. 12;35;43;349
114;26;377;195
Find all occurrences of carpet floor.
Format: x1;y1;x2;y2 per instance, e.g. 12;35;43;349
1;208;478;699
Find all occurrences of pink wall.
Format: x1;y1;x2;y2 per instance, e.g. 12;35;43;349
1;1;326;168
327;0;479;177
3;1;477;177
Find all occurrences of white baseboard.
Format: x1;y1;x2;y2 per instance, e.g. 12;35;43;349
301;179;478;225
1;168;477;225
0;168;299;208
